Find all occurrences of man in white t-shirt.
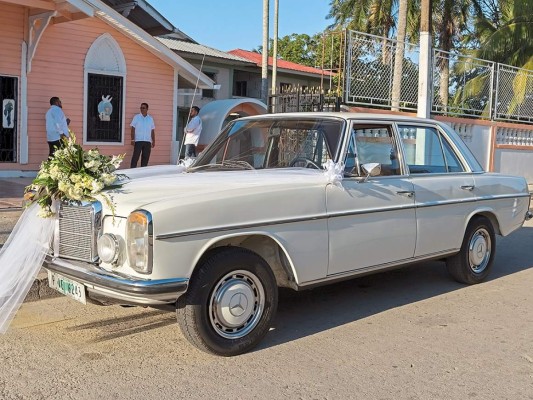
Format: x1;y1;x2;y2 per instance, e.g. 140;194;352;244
45;97;70;158
130;102;155;168
184;106;202;158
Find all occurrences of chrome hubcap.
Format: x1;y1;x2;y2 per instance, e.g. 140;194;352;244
468;228;491;273
209;270;265;339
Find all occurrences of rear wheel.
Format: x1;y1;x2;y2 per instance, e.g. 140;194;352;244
177;247;278;356
446;216;496;284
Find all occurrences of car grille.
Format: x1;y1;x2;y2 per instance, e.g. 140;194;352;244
58;201;102;262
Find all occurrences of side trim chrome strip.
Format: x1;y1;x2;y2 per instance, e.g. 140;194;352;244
299;249;458;288
156;193;530;240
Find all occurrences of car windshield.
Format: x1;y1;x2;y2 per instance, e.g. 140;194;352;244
191;117;345;171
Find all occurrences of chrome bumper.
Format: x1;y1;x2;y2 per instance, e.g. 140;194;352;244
44;256;188;306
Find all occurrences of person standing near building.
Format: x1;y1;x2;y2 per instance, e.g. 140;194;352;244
184;106;202;158
130;102;155;168
45;97;70;158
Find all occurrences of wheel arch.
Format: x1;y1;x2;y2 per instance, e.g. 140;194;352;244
465;209;501;236
192;232;299;290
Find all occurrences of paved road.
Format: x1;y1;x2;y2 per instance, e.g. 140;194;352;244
1;221;532;399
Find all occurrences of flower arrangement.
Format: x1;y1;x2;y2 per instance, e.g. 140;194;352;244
24;134;126;217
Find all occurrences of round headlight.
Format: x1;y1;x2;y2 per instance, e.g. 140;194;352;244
97;233;120;263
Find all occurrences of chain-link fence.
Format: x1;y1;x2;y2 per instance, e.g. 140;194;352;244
432;50;494;118
345;30;419;111
343;30;532;124
495;65;533;123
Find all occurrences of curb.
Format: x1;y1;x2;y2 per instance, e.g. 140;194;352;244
25;270;61;302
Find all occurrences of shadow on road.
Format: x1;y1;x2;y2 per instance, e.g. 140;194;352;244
60;226;533;349
257;225;533;352
67;309;175;342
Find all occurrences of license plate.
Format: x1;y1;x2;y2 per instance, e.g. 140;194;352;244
48;270;87;304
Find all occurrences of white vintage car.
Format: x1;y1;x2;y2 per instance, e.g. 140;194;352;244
45;112;532;356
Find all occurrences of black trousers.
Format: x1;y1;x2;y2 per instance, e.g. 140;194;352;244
48;140;61;158
130;141;152;168
185;144;197;158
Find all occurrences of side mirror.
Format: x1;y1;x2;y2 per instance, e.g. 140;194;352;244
361;162;381;182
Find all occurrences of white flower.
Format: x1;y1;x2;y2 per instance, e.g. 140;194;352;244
49;165;61;180
37;206;54;218
101;173;116;186
58;180;71;193
91;180;104;194
67;185;83;201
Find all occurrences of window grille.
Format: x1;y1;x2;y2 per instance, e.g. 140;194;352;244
86;73;123;142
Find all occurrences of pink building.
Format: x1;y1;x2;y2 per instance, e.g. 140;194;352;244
0;0;212;176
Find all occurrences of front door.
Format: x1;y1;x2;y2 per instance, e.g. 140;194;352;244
327;122;417;275
0;76;18;162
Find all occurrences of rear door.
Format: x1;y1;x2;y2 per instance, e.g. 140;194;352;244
397;123;477;257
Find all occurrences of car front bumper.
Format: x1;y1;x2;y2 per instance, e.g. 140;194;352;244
44;256;188;306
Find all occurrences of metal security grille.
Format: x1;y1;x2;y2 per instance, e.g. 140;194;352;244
495;65;533;124
345;30;419;111
269;87;340;113
58;202;102;262
87;73;123;142
0;76;18;162
432;50;494;118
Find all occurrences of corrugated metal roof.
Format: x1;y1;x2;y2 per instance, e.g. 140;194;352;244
229;49;334;76
157;37;254;64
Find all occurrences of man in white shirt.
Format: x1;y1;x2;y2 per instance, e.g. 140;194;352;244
184;106;202;158
45;97;70;158
130;102;156;168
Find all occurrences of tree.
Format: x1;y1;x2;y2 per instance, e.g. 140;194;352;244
391;0;408;110
455;0;533;118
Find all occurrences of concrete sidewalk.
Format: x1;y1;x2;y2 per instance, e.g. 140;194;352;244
0;176;59;302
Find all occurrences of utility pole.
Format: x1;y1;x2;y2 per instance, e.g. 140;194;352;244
261;0;269;105
271;0;279;97
417;0;432;118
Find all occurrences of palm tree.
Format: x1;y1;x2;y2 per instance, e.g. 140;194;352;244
391;0;408;110
454;0;533;116
328;0;470;111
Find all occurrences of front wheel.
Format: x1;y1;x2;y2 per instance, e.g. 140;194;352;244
177;247;278;356
446;216;496;284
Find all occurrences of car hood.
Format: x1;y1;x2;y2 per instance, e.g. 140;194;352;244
104;164;328;216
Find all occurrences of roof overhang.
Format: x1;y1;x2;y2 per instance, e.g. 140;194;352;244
100;0;195;40
79;0;213;89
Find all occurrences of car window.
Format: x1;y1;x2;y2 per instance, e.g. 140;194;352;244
345;124;401;176
195;118;344;170
398;125;465;174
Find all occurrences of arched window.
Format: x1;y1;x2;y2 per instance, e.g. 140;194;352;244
84;33;126;144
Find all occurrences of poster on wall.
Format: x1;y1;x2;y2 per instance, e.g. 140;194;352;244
2;99;15;129
98;95;113;121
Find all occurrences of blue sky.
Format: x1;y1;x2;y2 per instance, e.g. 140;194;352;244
148;0;333;51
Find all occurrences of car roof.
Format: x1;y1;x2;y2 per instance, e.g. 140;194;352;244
239;112;443;125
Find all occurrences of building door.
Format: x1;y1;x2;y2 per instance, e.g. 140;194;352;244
0;76;18;162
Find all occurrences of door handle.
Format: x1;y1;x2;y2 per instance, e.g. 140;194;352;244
396;190;414;198
461;185;475;191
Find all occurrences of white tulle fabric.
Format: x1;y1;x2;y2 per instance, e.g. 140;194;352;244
0;203;56;333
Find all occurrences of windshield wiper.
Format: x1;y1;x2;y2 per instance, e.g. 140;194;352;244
187;160;255;172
